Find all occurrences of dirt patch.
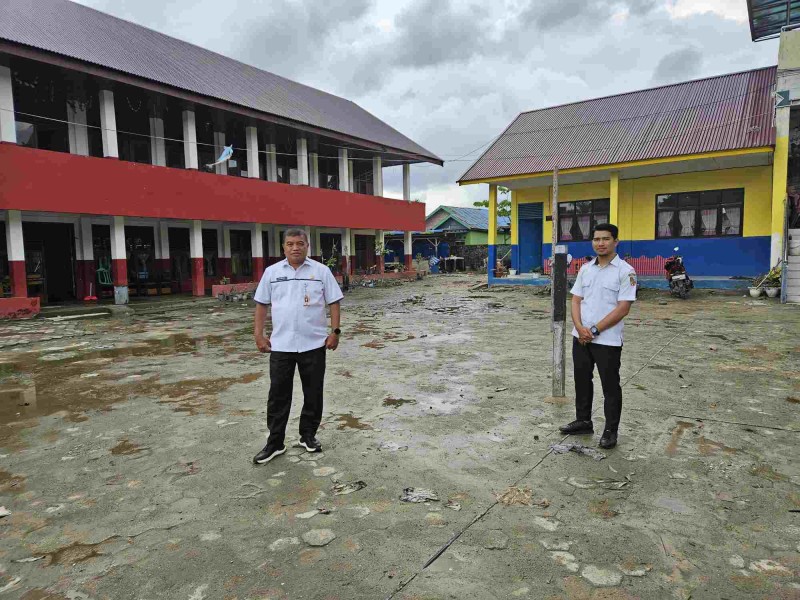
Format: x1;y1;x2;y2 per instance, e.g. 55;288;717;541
697;436;737;456
543;396;570;405
382;397;416;408
787;396;800;404
39;541;106;566
331;414;373;431
588;499;619;519
666;421;695;457
110;439;145;455
0;468;26;493
750;463;787;482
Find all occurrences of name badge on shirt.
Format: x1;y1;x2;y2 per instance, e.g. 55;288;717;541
276;276;288;281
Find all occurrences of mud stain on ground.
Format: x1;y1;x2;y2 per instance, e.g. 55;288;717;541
110;439;144;455
750;463;787;482
0;468;26;493
382;397;416;408
666;421;695;457
331;414;373;430
39;541;106;566
787;396;800;404
362;340;385;349
697;436;737;456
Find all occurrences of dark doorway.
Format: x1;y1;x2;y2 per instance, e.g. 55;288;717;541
354;234;376;272
319;233;341;271
126;226;156;297
22;222;76;303
202;229;218;279
230;229;252;281
169;227;191;293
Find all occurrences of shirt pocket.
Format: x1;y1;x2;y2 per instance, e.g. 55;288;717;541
306;282;325;307
601;280;620;303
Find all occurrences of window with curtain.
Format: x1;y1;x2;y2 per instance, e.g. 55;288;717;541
557;199;610;242
656;189;743;239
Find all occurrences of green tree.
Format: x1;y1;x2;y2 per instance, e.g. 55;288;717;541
473;186;511;219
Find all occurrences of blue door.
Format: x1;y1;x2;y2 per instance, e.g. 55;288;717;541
518;203;543;273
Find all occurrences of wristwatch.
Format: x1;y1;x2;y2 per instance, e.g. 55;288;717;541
333;328;341;335
590;326;600;336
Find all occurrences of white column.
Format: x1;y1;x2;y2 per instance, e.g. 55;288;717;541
182;110;199;169
304;225;312;255
0;65;16;144
348;159;355;193
376;229;385;249
266;143;278;182
404;230;413;256
222;226;232;260
372;156;383;197
190;220;203;259
159;222;170;263
79;217;94;263
297;136;309;185
213;131;226;175
314;228;322;257
111;216;128;304
6;210;24;262
338;149;349;192
309;153;319;188
99;90;118;158
252;223;263;258
67;101;89;156
149;115;166;167
342;227;352;263
403;163;411;201
271;226;282;258
246;126;260;179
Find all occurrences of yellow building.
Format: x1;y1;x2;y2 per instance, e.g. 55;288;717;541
458;66;780;286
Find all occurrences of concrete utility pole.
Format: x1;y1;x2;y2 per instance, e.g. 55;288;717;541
551;168;567;397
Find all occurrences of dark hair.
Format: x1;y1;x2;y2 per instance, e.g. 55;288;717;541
593;223;618;240
283;228;309;244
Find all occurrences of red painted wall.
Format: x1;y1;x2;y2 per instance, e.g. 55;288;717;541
0;144;425;230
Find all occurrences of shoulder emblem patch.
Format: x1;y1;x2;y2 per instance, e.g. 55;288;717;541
629;273;637;287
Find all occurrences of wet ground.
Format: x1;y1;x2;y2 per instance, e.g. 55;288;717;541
0;275;798;600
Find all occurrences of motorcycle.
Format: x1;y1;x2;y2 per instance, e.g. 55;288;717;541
664;247;693;299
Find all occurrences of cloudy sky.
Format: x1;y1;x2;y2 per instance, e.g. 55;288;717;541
75;0;778;211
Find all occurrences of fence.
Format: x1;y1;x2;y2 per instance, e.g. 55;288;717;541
543;256;666;276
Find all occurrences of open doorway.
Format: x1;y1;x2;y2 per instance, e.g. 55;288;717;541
22;222;76;303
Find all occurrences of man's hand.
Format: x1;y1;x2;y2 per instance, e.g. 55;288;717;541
325;334;339;351
576;326;594;345
255;334;271;353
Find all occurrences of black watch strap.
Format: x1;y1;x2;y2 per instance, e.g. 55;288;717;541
590;326;600;335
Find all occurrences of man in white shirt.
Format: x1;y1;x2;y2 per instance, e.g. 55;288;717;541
252;228;344;464
559;224;636;449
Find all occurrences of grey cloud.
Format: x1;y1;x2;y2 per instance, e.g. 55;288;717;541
651;47;703;85
518;0;657;32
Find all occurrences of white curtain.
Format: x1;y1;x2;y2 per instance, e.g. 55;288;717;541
721;207;741;235
657;212;672;237
700;209;717;236
577;215;591;239
679;210;695;236
560;218;572;240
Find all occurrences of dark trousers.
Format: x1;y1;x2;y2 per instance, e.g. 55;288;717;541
572;338;623;432
267;346;326;446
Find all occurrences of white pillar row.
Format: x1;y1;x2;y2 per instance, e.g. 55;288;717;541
213;131;226;175
153;223;162;261
159;221;170;263
309;153;319;188
403;163;411;201
266;143;278;182
252;223;264;258
338;149;349;192
372;156;383;197
0;64;16;144
6;210;24;262
99;90;118;158
66;101;89;156
348;159;355;193
297;136;309;185
182;110;199;169
110;216;128;304
149;115;166;167
246;126;260;179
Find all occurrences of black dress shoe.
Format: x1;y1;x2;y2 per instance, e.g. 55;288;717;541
559;420;594;435
599;430;617;449
298;435;322;453
253;443;286;464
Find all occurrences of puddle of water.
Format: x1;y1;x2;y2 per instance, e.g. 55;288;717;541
382;397;417;408
331;414;373;430
665;421;695;457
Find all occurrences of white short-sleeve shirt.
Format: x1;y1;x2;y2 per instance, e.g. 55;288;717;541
570;255;637;347
253;258;344;353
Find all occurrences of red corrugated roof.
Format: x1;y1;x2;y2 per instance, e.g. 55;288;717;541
459;66;776;183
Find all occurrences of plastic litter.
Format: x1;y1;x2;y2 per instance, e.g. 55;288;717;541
549;442;606;461
400;488;439;503
331;481;367;495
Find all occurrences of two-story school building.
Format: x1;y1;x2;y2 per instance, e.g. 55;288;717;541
0;0;441;317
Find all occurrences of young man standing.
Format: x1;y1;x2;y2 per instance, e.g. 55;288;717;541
252;228;343;464
559;224;636;449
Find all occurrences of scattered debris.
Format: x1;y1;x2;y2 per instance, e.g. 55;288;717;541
400;488;439;503
494;387;508;392
550;442;607;461
379;441;408;452
749;559;792;575
445;500;462;511
13;556;45;563
0;577;21;594
0;506;10;518
331;481;367;495
495;486;532;506
567;477;629;490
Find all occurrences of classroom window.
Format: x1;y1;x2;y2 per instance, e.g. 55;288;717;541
557;199;610;242
656;189;743;239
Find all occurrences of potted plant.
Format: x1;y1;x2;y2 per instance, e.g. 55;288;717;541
763;264;782;298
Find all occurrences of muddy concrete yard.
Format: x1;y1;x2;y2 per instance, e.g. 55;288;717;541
0;275;798;600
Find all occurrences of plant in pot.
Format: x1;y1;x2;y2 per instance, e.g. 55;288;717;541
762;264;782;298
